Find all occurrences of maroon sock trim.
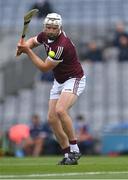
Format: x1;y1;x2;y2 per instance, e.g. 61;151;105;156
62;146;70;154
69;140;77;145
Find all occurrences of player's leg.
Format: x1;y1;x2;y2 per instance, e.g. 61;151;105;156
56;76;86;160
47;77;86;165
56;92;82;162
56;92;77;142
48;99;77;165
47;99;69;149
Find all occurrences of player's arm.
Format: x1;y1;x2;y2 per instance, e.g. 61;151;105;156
25;36;39;49
16;36;39;56
18;41;59;72
26;48;58;72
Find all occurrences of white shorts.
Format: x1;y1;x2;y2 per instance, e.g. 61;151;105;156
50;75;86;99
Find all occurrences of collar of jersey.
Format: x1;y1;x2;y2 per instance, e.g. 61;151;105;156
47;30;62;44
48;39;54;43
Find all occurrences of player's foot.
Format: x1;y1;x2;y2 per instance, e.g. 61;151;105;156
69;151;82;160
58;157;78;165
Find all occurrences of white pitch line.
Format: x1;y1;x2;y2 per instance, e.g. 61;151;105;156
0;171;128;178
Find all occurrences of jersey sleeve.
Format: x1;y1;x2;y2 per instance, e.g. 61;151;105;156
47;46;64;63
36;32;46;44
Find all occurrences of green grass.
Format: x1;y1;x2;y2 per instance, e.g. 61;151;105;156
0;156;128;179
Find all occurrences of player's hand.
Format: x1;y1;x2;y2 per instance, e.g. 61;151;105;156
16;38;26;56
17;39;30;54
16;49;22;56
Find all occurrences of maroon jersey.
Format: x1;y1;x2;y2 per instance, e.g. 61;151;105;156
37;31;84;83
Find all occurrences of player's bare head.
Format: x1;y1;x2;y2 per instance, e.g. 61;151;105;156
43;13;62;40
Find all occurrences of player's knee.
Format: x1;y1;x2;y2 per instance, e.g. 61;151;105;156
56;106;66;118
47;112;56;125
47;112;52;123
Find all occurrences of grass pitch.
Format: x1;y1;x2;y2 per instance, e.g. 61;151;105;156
0;156;128;179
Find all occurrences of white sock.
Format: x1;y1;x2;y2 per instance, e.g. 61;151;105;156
64;153;69;158
70;144;79;153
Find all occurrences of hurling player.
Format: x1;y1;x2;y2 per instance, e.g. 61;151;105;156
17;13;86;165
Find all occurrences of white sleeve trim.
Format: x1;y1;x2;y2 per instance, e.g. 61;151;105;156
47;56;63;63
34;36;41;44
